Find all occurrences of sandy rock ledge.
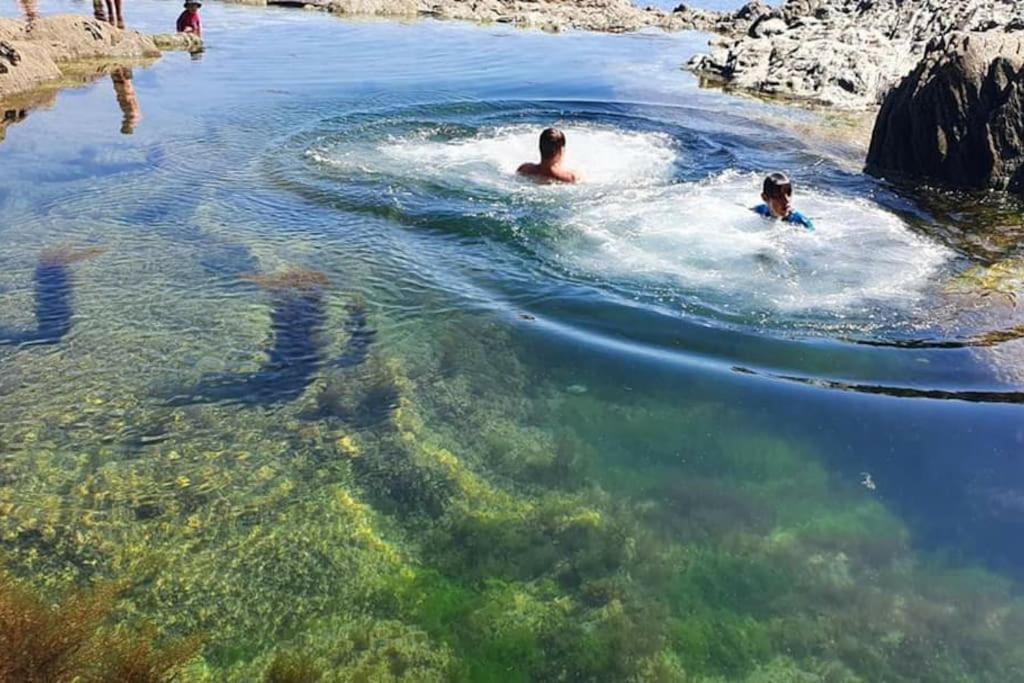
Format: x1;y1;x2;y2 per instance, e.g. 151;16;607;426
0;16;200;102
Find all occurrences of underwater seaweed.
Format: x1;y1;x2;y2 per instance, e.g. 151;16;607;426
240;270;332;292
263;651;323;683
0;246;103;348
0;568;199;683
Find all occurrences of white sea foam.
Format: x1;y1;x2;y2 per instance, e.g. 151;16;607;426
308;125;953;318
563;172;953;315
311;123;678;191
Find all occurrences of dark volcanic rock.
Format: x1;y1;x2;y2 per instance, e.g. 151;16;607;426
866;30;1024;192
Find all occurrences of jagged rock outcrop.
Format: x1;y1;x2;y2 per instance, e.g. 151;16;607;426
687;0;1024;109
866;30;1024;193
0;16;159;100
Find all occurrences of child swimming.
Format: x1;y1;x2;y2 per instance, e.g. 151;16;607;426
753;172;814;231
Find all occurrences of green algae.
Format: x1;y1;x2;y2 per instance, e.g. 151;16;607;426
3;257;1024;683
947;258;1024;305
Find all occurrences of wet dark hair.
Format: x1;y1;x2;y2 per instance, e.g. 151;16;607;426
763;172;793;198
539;128;566;160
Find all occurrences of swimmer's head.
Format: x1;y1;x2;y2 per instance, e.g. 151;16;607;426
539;128;566;162
762;172;793;218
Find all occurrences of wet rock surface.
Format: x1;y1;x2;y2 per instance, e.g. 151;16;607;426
866;30;1024;193
152;32;204;52
687;0;1024;109
0;16;196;102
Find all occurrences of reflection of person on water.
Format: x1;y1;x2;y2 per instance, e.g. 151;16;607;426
517;127;579;184
753;172;814;231
176;0;202;37
0;247;102;348
110;67;142;135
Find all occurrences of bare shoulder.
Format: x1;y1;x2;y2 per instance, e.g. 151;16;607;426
554;168;579;184
517;163;539;176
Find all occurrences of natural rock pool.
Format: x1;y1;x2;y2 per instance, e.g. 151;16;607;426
3;1;1024;680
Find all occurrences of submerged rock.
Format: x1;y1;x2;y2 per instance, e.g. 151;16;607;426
866;30;1024;193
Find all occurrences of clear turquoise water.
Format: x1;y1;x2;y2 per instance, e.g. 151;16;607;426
3;1;1024;680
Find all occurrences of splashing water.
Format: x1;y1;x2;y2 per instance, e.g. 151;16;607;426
563;171;953;317
375;124;679;189
306;121;952;325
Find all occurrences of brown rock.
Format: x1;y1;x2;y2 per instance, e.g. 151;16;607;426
20;16;158;62
0;16;159;102
152;32;204;52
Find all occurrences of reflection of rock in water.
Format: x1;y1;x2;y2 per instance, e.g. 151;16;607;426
169;270;329;406
169;270;377;407
0;246;102;348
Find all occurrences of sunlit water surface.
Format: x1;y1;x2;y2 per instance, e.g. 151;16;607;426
3;0;1024;680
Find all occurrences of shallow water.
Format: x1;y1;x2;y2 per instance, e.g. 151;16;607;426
3;1;1024;680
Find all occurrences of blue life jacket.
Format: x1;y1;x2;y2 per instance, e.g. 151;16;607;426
753;204;814;231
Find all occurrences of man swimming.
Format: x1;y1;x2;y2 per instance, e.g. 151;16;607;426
517;127;579;184
753;172;814;231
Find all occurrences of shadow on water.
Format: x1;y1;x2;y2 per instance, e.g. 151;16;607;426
0;246;102;348
168;270;329;406
167;269;376;407
332;299;376;369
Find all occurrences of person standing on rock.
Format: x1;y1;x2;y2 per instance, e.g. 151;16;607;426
176;0;202;37
517;128;579;184
105;0;124;29
752;172;814;231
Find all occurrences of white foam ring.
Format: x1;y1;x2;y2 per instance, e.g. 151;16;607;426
308;124;954;319
309;123;677;191
565;171;954;316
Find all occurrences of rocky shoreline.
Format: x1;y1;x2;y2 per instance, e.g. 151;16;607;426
221;0;1024;114
5;2;1023;197
685;0;1024;110
0;16;201;104
224;0;747;34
